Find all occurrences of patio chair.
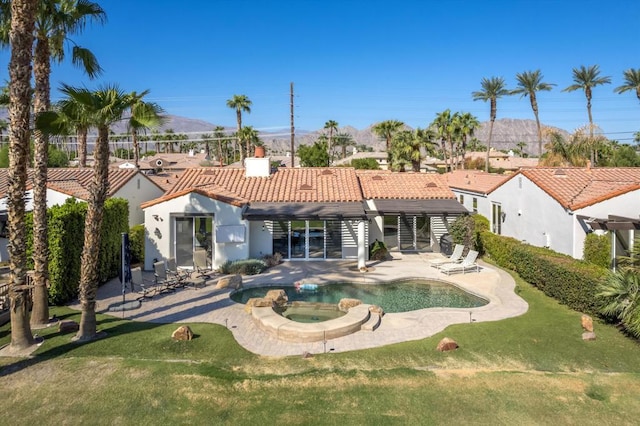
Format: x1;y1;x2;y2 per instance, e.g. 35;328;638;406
166;257;190;287
153;261;179;293
193;249;216;280
429;244;465;268
439;250;480;275
130;267;156;299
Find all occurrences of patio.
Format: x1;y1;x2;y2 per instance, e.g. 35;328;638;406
79;252;528;357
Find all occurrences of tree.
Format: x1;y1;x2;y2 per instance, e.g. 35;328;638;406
598;269;640;338
333;132;355;160
372;120;404;163
614;68;640;103
5;0;38;351
324;120;338;162
57;84;130;341
390;128;436;172
298;138;329;167
212;125;228;166
350;158;380;170
563;65;611;138
511;70;555;158
236;125;259;159
226;94;252;162
127;90;164;169
472;76;510;172
452;112;479;169
431;110;456;171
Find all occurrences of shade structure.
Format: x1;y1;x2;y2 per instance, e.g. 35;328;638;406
243;202;368;221
369;199;469;216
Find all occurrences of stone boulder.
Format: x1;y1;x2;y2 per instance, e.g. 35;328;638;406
264;289;288;306
338;298;362;311
215;274;242;290
172;325;193;341
58;320;79;334
436;337;459;352
369;305;385;317
582;331;596;341
244;297;274;313
581;314;594;332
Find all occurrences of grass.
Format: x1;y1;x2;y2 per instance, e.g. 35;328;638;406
1;269;640;424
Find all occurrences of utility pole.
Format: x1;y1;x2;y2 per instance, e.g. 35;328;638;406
290;82;295;168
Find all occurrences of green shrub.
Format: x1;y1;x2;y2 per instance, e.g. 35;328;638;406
129;224;145;265
450;214;489;254
480;231;608;316
219;259;267;275
369;239;389;261
583;233;611;269
262;252;282;268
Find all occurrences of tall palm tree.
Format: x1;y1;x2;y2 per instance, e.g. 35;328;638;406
58;94;90;166
391;128;436;172
563;65;611;138
431;109;456;171
127;90;164;169
6;0;38;351
372;120;404;165
57;83;130;341
614;68;640;103
453;112;480;170
324;120;338;162
226;94;252;163
511;70;555;158
333;132;355;160
236;125;259;158
472;76;510;172
212;125;227;166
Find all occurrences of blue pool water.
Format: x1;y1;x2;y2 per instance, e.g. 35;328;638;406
231;279;488;313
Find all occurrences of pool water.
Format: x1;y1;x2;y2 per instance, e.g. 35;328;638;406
277;304;346;323
232;279;488;313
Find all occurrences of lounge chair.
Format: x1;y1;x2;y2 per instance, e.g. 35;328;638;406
153;261;179;293
193;249;216;280
439;250;480;275
429;244;465;268
166;257;190;286
130;267;156;299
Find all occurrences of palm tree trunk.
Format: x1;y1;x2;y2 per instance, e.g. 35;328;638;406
30;35;51;327
132;130;140;169
486;99;497;173
531;95;543;158
76;126;110;341
7;0;38;350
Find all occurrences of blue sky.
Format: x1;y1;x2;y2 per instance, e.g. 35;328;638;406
2;0;640;141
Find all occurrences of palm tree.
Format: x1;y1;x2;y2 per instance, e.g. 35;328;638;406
372;120;404;164
6;0;38;351
472;77;509;172
58;94;90;166
324;120;338;162
236;125;259;158
212;125;227;166
597;269;640;338
391;128;436;172
127;90;164;169
334;132;355;159
511;70;555;158
57;84;130;341
226;94;252;162
563;65;611;138
431;109;456;171
614;68;640;103
0;85;8;147
453;112;479;170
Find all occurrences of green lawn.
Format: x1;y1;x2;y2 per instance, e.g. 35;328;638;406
1;269;640;425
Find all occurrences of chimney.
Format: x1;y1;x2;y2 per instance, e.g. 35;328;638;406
586;160;591;172
245;156;271;177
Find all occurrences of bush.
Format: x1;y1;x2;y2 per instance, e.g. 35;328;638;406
583;233;611;269
219;259;267;275
262;252;282;268
450;214;489;254
480;231;608;316
369;239;389;261
129;224;145;265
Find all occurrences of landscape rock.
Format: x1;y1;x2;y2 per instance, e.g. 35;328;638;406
244;297;274;313
436;337;459;352
215;274;242;290
302;351;314;359
338;298;362;311
264;289;288;307
582;331;596;341
58;320;79;334
369;305;385;317
172;325;194;341
581;314;594;332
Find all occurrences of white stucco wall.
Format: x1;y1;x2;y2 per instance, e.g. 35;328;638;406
490;174;574;257
450;189;488;220
114;175;164;227
249;220;273;258
143;192;249;270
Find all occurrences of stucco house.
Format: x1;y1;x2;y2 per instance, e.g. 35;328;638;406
141;157;467;271
488;166;640;262
0;168;164;261
445;170;509;222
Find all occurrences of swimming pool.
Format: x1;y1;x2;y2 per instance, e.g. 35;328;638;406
232;279;488;313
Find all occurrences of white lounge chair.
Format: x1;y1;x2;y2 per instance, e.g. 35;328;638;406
429;244;465;268
439;250;480;275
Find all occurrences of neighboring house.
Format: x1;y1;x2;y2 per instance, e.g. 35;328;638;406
0;168;164;261
465;150;539;171
489;166;640;262
141;157;467;271
445;170;510;221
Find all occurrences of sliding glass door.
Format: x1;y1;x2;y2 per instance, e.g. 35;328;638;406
173;215;213;268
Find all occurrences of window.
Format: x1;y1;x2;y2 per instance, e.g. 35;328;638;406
459;194;464;205
472;198;478;213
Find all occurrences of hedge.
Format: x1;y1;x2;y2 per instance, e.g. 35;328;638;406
26;197;129;305
480;231;608;316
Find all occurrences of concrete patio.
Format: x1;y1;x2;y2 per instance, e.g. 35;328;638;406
80;252;528;357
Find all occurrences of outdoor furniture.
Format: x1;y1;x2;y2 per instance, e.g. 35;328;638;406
166;257;190;287
439;250;480;275
429;244;465;268
153;261;179;293
193;250;216;280
130;267;156;299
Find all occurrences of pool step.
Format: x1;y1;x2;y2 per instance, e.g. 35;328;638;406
361;312;381;332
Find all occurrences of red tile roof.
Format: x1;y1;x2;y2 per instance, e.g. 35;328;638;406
0;168;156;200
355;170;456;199
519;167;640;210
445;170;511;195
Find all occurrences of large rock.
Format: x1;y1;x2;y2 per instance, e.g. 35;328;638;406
369;305;385;317
172;325;193;341
264;289;288;307
436;337;459;352
244;297;274;313
581;314;594;332
338;298;362;311
582;331;596;341
58;320;79;334
215;274;242;290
